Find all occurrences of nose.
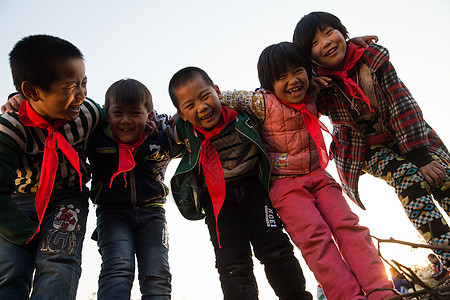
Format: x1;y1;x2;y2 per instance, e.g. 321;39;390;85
322;38;331;49
75;84;87;101
197;101;208;113
287;74;299;84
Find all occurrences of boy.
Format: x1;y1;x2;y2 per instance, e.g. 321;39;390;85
293;11;450;266
428;254;450;281
0;35;103;298
88;78;181;299
168;66;312;299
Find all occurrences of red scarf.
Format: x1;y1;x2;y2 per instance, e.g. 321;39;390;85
193;107;237;248
317;42;372;111
278;94;337;171
19;100;82;244
110;131;147;188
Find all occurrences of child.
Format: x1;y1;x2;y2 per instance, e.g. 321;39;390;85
293;11;450;267
389;267;411;294
428;254;450;281
220;42;396;300
88;79;180;299
168;66;312;300
0;35;104;299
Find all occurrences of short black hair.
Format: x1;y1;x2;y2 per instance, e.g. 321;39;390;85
293;11;349;55
105;78;153;114
9;34;84;94
257;42;311;92
168;66;214;109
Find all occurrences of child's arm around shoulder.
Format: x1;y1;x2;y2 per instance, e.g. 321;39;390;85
220;89;266;122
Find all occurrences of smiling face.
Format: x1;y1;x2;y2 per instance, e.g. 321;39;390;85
311;26;347;70
175;75;222;130
272;65;309;104
107;98;153;144
29;58;87;123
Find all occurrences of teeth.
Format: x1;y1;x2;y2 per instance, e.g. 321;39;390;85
326;48;336;56
200;112;212;120
288;87;302;94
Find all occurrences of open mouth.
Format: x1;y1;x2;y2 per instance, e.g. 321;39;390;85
325;47;337;56
120;128;133;132
199;111;213;120
69;103;81;110
287;86;303;95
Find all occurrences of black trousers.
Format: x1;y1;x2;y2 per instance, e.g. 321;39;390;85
201;176;312;300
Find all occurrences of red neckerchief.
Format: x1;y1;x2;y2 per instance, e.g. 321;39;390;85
19;100;82;244
278;94;337;171
193;106;237;248
110;130;147;188
317;42;373;111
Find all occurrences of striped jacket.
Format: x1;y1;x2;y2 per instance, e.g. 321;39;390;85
317;44;450;208
0;98;104;245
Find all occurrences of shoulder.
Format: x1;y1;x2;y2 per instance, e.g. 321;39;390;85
362;43;390;71
0;112;26;151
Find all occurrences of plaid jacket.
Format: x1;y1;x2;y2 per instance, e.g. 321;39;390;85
318;44;450;209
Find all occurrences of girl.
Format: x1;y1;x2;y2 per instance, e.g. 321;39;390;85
220;42;396;300
293;11;450;268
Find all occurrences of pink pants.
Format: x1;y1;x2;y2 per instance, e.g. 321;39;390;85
269;169;395;300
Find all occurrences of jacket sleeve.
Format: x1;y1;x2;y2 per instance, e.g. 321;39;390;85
368;45;433;167
0;121;38;245
221;90;266;122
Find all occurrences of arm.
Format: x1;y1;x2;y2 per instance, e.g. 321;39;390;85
371;45;444;187
220;90;266;122
349;35;379;48
0;123;38;245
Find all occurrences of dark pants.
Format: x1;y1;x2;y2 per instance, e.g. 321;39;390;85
201;176;312;300
0;189;89;300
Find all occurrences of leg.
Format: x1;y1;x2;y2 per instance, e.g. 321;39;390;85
201;189;258;300
31;189;89;300
311;170;395;300
96;209;136;300
269;175;364;300
135;207;171;300
365;145;450;266
0;194;36;299
243;178;312;300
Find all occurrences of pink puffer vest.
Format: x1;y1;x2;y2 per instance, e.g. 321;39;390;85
261;93;320;176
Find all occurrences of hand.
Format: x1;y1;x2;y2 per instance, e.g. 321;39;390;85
146;120;159;138
349;35;379;48
168;113;179;128
419;160;446;188
312;76;332;88
1;94;23;113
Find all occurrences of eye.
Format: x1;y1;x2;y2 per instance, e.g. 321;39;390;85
202;93;210;100
278;74;286;80
312;40;318;47
326;28;333;35
295;67;305;74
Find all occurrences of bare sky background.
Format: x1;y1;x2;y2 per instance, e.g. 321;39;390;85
1;1;450;299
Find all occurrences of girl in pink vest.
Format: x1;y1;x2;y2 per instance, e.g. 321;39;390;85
221;42;396;300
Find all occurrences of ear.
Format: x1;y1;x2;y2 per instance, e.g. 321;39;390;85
215;85;222;100
177;109;188;121
146;110;154;124
21;81;40;102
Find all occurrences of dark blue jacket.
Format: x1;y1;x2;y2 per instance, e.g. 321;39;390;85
88;124;178;212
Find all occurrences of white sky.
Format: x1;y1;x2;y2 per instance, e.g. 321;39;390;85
1;0;450;299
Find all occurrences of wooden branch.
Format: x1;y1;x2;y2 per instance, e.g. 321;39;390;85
369;235;450;251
